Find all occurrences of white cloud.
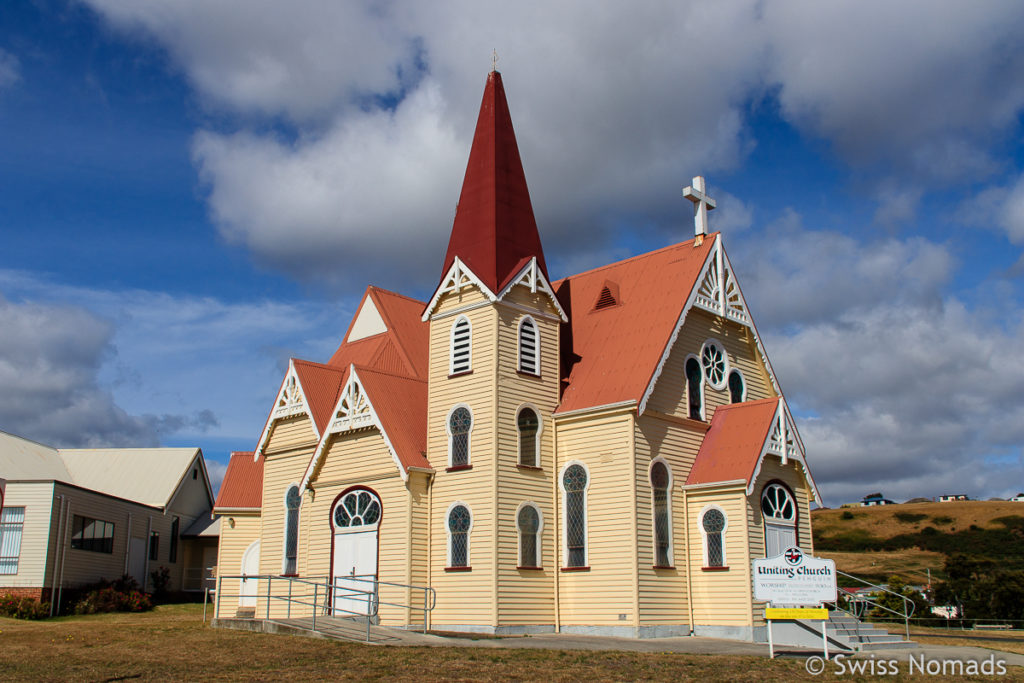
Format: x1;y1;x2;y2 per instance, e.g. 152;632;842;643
0;48;20;90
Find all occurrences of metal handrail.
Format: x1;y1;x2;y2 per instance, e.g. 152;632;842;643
213;573;435;641
826;569;915;641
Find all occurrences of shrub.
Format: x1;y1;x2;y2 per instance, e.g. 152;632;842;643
840;510;855;520
150;565;171;601
894;512;927;524
931;515;954;525
72;575;153;615
0;594;51;619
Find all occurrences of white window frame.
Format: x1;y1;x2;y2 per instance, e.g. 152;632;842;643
648;458;674;567
515;403;543;467
445;501;473;568
559;460;591;569
517;315;540;375
331;489;383;534
515;501;544;568
282;483;302;575
684;353;705;420
0;506;25;575
761;483;797;524
727;367;747;403
446;403;473;468
449;315;472;375
699;504;729;568
700;338;729;390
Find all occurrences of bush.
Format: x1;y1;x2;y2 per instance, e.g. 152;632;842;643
72;575;153;615
840;510;855;520
931;515;954;525
894;512;927;523
0;594;51;619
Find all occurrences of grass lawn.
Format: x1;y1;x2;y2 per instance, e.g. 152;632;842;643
1;604;1015;681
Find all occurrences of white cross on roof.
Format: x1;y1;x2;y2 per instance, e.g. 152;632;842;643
683;175;716;246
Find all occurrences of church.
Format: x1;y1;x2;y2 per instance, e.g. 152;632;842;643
213;70;819;642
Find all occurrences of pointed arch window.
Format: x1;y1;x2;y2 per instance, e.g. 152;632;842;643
685;356;704;420
650;461;672;567
728;369;745;404
761;483;797;557
561;463;589;568
518;316;539;375
517;406;540;467
283;485;301;575
447;405;472;469
447;503;472;569
700;506;727;568
517;503;542;568
450;316;472;375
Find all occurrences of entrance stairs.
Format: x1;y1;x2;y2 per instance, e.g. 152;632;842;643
787;611;915;651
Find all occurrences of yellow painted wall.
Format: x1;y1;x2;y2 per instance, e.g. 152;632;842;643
686;487;753;627
554;410;637;626
213;513;261;617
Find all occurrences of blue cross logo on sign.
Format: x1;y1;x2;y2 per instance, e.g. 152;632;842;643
784;547;803;565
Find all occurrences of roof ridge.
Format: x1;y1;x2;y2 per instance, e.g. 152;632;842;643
292;357;346;373
352;363;428;384
368;285;426;306
0;428;57;450
556;232;718;284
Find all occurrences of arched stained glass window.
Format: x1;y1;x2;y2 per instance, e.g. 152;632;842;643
517;504;541;568
447;504;472;568
728;369;745;404
685;357;704;420
333;489;381;529
651;462;671;566
761;483;796;521
701;507;726;568
517;408;539;467
449;406;472;467
562;464;588;568
284;485;301;575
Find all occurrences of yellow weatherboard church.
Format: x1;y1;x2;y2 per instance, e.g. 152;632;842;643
212;70;819;642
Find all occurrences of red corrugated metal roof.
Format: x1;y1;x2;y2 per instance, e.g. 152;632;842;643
440;71;548;294
214;451;263;509
685;398;778;486
355;365;430;471
292;360;347;435
329;286;428;380
554;236;715;413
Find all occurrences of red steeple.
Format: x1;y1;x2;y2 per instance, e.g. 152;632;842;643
440;71;548;293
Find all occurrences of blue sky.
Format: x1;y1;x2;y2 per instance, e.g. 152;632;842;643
2;1;1024;505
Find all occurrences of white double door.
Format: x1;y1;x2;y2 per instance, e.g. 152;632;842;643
764;522;797;558
332;530;378;616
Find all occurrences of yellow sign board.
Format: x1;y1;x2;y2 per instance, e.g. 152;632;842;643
765;607;828;620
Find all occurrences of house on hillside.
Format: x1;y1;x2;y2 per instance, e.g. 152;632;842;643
860;493;894;506
0;430;217;612
1012;494;1024;502
939;494;969;502
214;70;820;643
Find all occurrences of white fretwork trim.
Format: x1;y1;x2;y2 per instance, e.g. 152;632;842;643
748;397;820;504
693;237;750;325
254;360;320;460
639;234;781;415
422;258;497;321
496;257;568;322
300;366;410;489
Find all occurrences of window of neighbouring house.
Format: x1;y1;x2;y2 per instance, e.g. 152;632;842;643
169;516;179;563
149;531;160;561
70;514;115;554
0;507;25;574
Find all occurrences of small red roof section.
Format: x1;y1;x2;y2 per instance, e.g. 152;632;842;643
686;398;779;486
555;236;715;413
355;366;429;471
214;451;263;509
440;71;548;294
292;360;346;435
329;286;428;380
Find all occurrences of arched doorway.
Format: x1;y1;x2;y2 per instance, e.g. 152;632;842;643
239;540;260;607
331;488;381;616
761;483;797;557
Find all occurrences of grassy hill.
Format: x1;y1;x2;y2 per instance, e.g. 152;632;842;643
811;501;1024;584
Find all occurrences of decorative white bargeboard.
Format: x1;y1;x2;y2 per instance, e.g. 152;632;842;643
753;547;837;606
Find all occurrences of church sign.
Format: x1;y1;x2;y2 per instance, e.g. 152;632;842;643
753;547;837;606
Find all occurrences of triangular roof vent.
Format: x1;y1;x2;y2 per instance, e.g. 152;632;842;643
594;281;619;310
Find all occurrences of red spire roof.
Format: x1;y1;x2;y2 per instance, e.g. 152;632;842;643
441;71;548;293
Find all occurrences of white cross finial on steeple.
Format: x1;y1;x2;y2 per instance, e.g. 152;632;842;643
683;175;716;247
491;49;499;72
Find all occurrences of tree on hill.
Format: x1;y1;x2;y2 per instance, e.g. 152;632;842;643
933;555;1024;621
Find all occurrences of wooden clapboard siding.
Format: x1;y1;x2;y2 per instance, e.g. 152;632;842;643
647;309;775;420
686;488;752;627
427;287;499;626
634;417;693;625
554;410;637;626
408;471;430;626
493;291;560;626
303;428;411;625
0;482;55;589
258;414;317;616
214;513;261;616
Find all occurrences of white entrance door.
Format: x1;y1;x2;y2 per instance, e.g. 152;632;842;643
239;540;260;607
129;537;146;587
764;522;797;558
331;489;381;617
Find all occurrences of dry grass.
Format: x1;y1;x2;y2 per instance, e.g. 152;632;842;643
0;604;1004;682
813;501;1024;539
822;549;945;583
